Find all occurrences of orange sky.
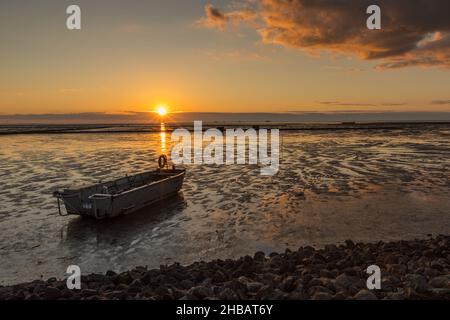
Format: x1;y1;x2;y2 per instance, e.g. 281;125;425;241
1;1;450;116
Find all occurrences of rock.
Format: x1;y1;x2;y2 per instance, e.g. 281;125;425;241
429;288;450;298
320;270;334;278
386;291;405;300
99;284;115;292
246;282;263;293
406;274;429;293
106;270;117;277
237;276;251;285
422;267;437;277
219;288;238;300
333;292;347;300
128;270;142;282
171;288;186;300
354;289;378;300
348;285;360;296
255;285;273;299
42;287;62;300
33;284;47;294
324;244;338;252
116;284;129;291
384;254;400;265
81;289;98;298
334;274;355;292
345;240;355;249
254;251;266;262
46;277;58;284
212;270;228;283
108;290;128;300
268;255;283;267
61;289;75;299
117;273;132;285
13;290;26;300
129;279;142;289
403;287;421;299
179;279;194;289
308;278;324;287
299;246;315;259
312;292;333;300
312;253;326;264
154;286;170;297
343;267;360;277
1;236;449;301
167;269;186;282
25;293;41;300
272;289;288;300
280;276;297;292
287;291;304;299
335;259;352;269
430;260;445;271
307;285;333;297
127;286;142;295
423;249;434;258
428;276;450;289
188;286;212;299
386;264;407;275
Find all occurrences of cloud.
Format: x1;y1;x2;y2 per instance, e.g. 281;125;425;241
198;4;257;30
319;101;407;107
199;1;450;69
431;100;450;105
59;88;84;94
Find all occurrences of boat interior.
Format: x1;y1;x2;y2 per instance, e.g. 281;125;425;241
64;169;185;198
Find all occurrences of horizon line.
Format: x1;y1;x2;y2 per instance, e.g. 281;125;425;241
1;111;450;125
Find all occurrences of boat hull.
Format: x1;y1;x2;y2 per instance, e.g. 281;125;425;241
55;169;185;219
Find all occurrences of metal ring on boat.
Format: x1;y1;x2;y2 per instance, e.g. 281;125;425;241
158;155;168;169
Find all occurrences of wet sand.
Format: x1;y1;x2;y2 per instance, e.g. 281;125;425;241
0;125;449;285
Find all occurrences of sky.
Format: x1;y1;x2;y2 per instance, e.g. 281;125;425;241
0;0;450;120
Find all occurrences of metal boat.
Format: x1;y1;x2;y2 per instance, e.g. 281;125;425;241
54;166;185;219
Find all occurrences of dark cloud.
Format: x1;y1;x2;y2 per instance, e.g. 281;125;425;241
431;100;450;105
319;101;407;107
200;1;450;69
198;4;256;30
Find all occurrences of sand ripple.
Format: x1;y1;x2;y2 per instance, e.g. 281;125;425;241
0;127;449;285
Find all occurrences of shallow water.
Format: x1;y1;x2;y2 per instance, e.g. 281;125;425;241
0;126;449;285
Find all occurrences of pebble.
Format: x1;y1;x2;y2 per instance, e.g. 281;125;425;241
254;251;266;262
246;282;263;293
42;287;62;300
1;236;448;300
405;274;429;293
354;289;378;300
312;292;333;300
428;276;449;288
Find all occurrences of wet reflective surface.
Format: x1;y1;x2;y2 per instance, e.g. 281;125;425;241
0;126;449;285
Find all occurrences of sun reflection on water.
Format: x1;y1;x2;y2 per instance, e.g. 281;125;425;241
160;123;167;155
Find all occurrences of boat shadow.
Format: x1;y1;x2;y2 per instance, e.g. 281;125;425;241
62;193;188;246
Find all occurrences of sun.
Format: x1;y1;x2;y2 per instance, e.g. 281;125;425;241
156;105;168;116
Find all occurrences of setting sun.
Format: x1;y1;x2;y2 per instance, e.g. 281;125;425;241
156;105;168;116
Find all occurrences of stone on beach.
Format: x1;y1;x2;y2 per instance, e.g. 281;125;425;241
0;236;449;300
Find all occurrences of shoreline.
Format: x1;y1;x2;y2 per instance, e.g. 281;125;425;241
1;236;448;300
0;122;449;136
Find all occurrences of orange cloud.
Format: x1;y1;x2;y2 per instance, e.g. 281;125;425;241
199;0;450;69
198;4;257;30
